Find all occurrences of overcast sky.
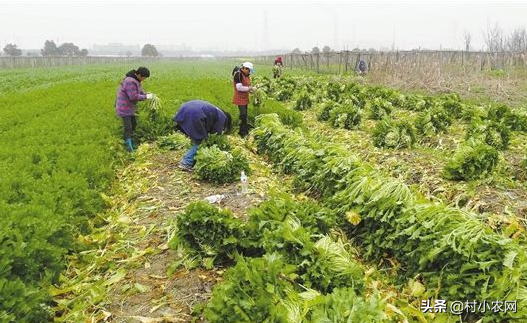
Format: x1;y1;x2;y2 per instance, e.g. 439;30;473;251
1;0;526;52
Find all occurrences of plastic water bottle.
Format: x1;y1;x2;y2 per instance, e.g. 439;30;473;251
204;194;225;204
240;171;249;194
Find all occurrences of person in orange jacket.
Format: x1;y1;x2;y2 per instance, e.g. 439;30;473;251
232;61;255;137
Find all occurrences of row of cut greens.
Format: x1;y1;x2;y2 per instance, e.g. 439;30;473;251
170;193;442;322
251;114;527;322
253;75;527;181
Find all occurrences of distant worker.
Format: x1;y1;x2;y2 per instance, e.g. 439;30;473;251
115;67;155;152
273;56;283;79
232;61;255;137
173;100;232;171
356;59;368;76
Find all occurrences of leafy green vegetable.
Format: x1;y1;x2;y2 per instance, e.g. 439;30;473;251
400;94;428;111
328;101;362;129
306;287;387;322
294;90;314;111
415;106;452;137
443;141;500;180
438;93;464;118
169;201;245;265
317;101;338;122
195;146;249;184
253;99;303;128
203;253;294;323
202;133;232;151
276;89;294;102
246;193;336;240
367;97;393;120
487;103;512;122
157;132;189;150
372;118;416;148
136;96;173;141
326;81;345;102
505;111;527;131
252;88;267;107
466;120;511;150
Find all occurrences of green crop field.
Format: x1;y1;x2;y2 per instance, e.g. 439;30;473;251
2;60;527;322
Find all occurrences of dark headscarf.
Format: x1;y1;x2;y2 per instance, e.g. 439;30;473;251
125;70;139;81
125;67;150;81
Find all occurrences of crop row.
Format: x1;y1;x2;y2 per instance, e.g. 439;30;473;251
254;76;527;181
170;191;425;322
252;113;527;321
0;80;118;321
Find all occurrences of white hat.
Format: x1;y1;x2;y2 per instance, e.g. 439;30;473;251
242;61;255;73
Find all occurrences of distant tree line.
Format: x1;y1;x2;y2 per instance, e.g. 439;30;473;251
3;44;22;56
1;40;89;57
481;24;527;52
2;40;161;57
41;40;89;57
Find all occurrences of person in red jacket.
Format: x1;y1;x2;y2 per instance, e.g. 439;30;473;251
273;56;283;78
232;62;255;137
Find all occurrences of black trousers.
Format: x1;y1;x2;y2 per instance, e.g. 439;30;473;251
121;115;137;140
238;105;248;137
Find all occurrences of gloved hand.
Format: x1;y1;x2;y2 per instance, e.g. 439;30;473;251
146;93;155;100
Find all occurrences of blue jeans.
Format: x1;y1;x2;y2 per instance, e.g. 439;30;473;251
181;141;199;166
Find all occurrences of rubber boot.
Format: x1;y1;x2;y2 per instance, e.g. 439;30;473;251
125;138;134;152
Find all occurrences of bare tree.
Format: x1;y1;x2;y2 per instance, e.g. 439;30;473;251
506;27;527;51
462;30;471;51
483;21;504;51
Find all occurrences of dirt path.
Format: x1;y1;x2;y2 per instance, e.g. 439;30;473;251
105;149;265;322
52;139;289;322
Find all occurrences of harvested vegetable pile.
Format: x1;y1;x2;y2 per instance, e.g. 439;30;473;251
195;146;250;184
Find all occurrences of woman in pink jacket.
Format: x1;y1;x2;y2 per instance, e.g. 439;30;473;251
115;67;155;152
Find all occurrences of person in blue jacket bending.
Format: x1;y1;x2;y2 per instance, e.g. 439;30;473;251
173;100;232;171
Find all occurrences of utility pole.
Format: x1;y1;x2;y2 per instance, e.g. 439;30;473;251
333;11;338;50
391;26;395;51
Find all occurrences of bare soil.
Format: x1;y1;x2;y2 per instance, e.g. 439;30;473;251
102;146;280;323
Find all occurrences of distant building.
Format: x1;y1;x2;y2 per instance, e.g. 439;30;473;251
22;49;41;56
157;44;192;51
92;43;140;56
